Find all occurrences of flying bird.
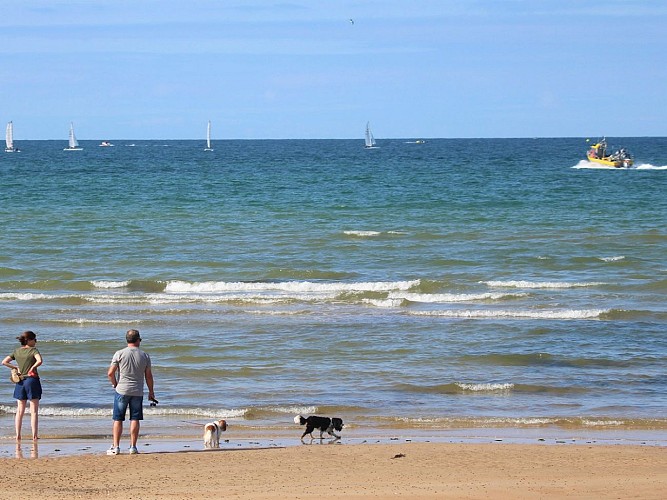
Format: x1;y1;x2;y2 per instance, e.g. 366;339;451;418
349;18;354;25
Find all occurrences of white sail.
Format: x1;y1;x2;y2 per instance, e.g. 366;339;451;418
64;122;83;151
5;121;15;152
205;120;213;151
364;122;377;148
69;123;78;148
5;121;20;152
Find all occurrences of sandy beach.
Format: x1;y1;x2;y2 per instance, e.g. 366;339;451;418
1;440;665;499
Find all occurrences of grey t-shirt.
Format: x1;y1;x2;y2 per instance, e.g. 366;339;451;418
111;346;151;397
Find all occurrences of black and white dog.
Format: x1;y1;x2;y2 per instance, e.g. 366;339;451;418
294;414;344;440
203;419;227;448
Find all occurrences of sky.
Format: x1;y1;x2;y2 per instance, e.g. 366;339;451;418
1;0;665;140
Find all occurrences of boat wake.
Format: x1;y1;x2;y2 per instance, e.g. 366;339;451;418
572;160;667;170
635;163;667;170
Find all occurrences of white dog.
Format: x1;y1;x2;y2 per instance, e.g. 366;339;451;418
203;419;227;448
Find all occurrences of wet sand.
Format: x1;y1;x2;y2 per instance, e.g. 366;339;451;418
1;437;665;499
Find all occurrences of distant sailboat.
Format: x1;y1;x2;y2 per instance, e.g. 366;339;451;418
64;122;83;151
5;121;20;152
364;122;378;149
204;120;213;151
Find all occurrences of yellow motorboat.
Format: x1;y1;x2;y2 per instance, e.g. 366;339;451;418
586;138;633;168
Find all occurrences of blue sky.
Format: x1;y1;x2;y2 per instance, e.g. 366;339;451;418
1;1;665;139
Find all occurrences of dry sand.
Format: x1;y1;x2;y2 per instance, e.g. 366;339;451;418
1;441;665;499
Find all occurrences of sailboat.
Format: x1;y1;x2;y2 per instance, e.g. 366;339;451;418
204;120;213;151
64;122;83;151
364;122;378;149
5;121;20;152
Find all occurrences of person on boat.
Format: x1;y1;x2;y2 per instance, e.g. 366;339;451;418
597;139;608;158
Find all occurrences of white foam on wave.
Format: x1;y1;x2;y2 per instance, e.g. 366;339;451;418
91;280;131;289
511;417;555;425
393;416;556;426
153;293;331;304
84;292;334;305
165;279;420;294
484;280;605;289
2;292;142;303
582;419;624;426
244;309;310;316
390;292;527;303
0;281;422;306
18;405;250;419
50;318;143;325
394;416;442;423
457;383;514;392
87;295;163;304
272;405;318;415
362;298;405;308
0;292;50;301
343;230;381;237
409;309;608;319
149;407;247;419
33;406;110;417
83;292;333;306
48;339;94;344
600;256;625;262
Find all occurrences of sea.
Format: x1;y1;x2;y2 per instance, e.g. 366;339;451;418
1;137;666;449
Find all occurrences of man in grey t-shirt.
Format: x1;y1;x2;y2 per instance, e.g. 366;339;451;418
106;329;156;455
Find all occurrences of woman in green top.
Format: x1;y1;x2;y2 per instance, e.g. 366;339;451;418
2;331;43;441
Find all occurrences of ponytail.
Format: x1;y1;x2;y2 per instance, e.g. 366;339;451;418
17;330;36;346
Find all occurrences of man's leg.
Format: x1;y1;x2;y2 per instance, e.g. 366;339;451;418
129;420;140;447
127;395;143;449
112;420;123;448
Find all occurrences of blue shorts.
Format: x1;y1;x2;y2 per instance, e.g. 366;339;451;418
13;377;42;401
112;392;144;421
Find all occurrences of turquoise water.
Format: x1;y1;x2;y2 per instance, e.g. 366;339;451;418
1;138;666;440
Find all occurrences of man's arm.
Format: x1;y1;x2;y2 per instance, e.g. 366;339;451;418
145;366;155;401
107;363;118;389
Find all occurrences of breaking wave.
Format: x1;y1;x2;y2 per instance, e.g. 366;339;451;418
408;309;608;319
483;280;605;289
164;279;420;294
91;280;131;289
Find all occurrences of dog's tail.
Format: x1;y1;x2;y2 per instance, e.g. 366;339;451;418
294;414;307;425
